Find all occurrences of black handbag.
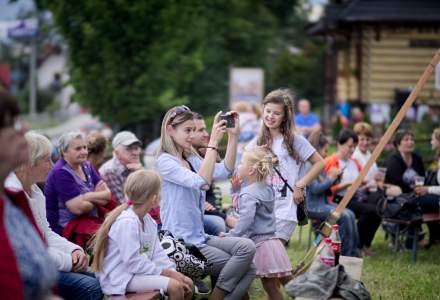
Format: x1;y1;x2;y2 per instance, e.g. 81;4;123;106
273;167;309;226
376;192;423;223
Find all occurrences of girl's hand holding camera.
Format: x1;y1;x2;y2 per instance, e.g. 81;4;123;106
221;111;239;136
210;112;228;147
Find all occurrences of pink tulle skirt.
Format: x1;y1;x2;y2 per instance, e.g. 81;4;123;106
254;238;293;278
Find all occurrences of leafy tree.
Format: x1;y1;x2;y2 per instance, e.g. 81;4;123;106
35;1;278;130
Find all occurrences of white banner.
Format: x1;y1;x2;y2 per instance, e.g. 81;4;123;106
0;18;38;39
229;67;264;106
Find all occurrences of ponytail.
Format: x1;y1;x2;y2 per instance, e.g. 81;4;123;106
91;203;129;272
91;169;162;272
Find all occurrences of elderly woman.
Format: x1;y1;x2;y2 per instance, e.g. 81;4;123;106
5;132;103;300
386;129;440;244
44;131;111;247
0;91;57;299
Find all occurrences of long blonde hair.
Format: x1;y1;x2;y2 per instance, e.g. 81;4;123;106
257;89;300;162
158;105;196;158
91;169;161;272
242;148;278;182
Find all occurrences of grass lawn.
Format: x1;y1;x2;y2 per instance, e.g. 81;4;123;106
247;223;440;299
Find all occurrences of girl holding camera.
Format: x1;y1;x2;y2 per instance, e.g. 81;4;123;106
157;106;256;300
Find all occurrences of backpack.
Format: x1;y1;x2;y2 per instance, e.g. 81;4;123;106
159;230;212;279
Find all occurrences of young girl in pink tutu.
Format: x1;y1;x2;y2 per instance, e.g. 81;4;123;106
223;148;292;300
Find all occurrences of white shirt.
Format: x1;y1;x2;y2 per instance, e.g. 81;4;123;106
246;134;315;221
5;172;82;272
352;147;378;181
338;159;360;196
428;159;440;195
97;207;175;295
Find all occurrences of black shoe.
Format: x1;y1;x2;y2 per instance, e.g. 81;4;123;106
194;278;210;295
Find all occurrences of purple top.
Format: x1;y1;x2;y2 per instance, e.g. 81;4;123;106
44;158;101;234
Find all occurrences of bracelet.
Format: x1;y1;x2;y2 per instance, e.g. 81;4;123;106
294;184;305;190
202;146;218;152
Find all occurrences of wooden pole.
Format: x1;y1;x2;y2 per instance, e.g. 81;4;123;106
292;49;440;278
333;49;440;217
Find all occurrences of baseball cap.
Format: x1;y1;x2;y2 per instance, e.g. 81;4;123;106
112;131;141;149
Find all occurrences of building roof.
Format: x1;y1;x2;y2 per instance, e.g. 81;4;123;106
309;0;440;35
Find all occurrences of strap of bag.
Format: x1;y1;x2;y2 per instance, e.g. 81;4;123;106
273;167;294;192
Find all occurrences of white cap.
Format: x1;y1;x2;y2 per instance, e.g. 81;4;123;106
112;131;141;149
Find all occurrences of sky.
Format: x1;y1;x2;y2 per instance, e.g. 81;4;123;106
0;0;35;21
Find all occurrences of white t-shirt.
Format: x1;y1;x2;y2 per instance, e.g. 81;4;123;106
246;134;316;221
338;159;360;196
352;147;378;181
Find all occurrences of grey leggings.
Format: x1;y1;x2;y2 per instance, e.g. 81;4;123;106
201;236;256;300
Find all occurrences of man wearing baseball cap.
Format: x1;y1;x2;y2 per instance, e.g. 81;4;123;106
99;131;142;203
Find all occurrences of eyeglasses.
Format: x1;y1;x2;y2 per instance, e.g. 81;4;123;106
168;105;190;124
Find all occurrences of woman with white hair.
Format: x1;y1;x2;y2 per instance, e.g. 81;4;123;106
5;131;103;300
44;131;111;247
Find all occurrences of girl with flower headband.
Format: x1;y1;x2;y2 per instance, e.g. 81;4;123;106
157;105;256;300
223;148;293;300
92;169;193;299
245;89;325;244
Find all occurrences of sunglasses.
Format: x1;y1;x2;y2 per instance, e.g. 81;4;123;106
168;105;191;124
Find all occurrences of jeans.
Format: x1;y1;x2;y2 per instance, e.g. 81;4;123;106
308;203;360;257
201;236;256;300
58;271;103;300
413;194;440;244
204;214;226;236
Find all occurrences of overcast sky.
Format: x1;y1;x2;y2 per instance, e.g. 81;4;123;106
0;0;35;21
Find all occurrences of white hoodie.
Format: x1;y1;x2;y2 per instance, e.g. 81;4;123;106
97;207;175;295
5;172;82;272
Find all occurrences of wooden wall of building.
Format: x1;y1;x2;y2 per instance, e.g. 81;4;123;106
360;28;440;104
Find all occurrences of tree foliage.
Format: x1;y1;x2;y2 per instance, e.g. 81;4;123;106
36;0;324;131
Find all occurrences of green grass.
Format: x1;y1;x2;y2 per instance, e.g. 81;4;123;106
246;224;440;300
220;192;440;299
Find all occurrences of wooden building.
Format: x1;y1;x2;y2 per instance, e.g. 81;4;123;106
309;0;440;120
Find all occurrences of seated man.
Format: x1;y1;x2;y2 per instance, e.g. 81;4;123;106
192;113;237;235
6;132;102;300
45;131;112;248
99;131;161;224
294;98;321;137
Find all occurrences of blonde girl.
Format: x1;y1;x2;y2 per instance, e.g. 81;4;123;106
246;89;324;244
92;169;193;300
157;105;256;300
225;148;293;300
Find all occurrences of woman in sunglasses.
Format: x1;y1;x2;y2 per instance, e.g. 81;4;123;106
157;106;256;300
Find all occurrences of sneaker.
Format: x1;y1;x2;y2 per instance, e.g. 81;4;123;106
194;278;210;295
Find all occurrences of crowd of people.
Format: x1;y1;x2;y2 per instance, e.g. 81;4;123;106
1;87;440;300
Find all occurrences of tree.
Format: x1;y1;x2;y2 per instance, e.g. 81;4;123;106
35;1;280;131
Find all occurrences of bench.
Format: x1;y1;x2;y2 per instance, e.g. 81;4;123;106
383;213;440;263
296;256;364;300
107;291;161;300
